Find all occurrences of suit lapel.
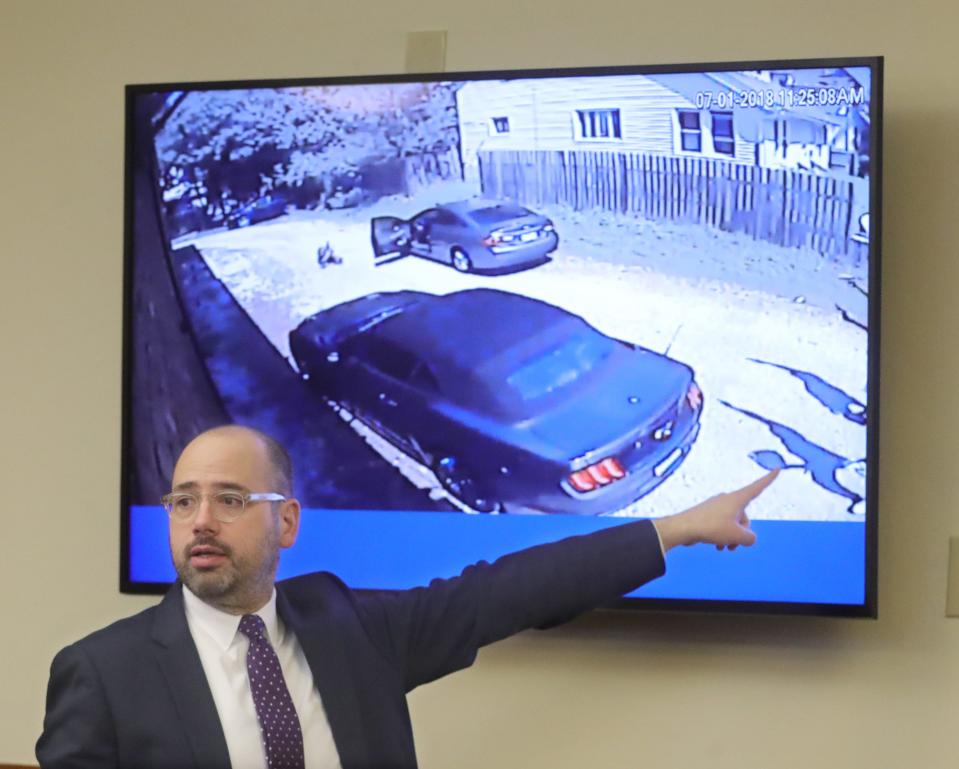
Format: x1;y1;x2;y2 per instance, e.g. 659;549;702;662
277;587;371;768
151;583;232;769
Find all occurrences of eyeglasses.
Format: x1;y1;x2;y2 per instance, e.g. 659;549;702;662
161;491;287;523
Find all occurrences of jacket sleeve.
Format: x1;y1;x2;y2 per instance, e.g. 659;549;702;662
36;643;118;769
354;518;665;692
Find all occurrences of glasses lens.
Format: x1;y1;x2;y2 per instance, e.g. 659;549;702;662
164;493;199;520
212;491;247;521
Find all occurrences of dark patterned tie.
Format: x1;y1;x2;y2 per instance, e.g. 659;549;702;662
238;614;306;769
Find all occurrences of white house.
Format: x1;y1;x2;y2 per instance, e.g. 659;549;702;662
454;69;870;185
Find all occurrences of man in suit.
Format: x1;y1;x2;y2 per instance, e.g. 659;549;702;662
37;424;776;769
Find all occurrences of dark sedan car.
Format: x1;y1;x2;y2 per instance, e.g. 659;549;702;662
289;289;702;515
226;194;290;229
371;199;558;274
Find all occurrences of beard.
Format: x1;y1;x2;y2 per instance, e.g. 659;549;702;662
173;528;280;612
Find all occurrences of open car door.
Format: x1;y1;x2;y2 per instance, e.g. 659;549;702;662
371;217;412;263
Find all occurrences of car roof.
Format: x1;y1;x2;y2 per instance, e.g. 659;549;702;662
438;199;530;217
374;289;578;375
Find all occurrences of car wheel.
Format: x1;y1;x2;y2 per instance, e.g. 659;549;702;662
434;454;500;513
450;247;473;273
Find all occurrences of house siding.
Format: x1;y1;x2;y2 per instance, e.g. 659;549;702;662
456;76;753;184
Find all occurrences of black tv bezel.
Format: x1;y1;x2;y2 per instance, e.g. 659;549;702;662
120;55;883;619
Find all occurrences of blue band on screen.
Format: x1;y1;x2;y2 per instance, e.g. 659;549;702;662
132;506;864;606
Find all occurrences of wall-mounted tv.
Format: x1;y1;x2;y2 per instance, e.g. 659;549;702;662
123;56;881;616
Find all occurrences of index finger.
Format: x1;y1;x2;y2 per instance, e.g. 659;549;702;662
730;468;780;503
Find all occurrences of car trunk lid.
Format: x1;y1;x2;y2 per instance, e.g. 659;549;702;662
524;346;695;465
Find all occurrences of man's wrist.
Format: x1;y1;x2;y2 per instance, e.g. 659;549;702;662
652;514;694;552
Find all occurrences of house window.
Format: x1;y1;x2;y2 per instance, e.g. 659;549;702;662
678;110;702;152
575;108;622;140
711;111;735;156
490;116;510;134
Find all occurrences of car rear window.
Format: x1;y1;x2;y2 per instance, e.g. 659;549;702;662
503;332;614;404
468;204;531;226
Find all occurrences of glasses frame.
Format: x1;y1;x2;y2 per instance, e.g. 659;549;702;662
160;490;288;523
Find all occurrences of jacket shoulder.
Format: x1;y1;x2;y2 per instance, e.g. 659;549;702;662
61;602;161;660
276;570;354;608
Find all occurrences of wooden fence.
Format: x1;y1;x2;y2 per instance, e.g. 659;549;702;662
404;147;463;193
477;149;857;259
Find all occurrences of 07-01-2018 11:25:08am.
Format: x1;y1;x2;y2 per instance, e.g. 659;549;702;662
694;86;866;111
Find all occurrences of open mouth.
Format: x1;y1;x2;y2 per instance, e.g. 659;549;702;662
189;544;229;569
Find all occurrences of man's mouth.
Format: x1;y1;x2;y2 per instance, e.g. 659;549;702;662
189;544;229;569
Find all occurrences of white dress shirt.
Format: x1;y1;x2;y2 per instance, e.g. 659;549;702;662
182;586;342;769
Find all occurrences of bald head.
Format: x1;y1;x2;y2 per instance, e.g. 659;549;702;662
178;425;293;497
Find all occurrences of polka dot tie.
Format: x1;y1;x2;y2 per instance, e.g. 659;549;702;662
238;614;305;769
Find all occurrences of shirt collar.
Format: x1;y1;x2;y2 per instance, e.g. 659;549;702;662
182;584;280;651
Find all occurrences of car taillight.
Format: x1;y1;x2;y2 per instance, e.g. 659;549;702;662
568;457;626;493
686;382;703;410
483;230;516;248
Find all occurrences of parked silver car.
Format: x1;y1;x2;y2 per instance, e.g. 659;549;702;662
371;199;559;274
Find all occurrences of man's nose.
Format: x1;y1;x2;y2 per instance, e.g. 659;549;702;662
192;496;220;532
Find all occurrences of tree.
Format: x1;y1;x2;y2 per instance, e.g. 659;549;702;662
154;82;463;217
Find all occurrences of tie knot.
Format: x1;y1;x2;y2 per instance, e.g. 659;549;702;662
238;613;267;641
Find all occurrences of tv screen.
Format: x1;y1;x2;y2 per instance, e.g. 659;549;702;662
123;56;881;616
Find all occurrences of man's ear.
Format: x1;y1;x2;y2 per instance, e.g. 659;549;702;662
278;498;301;548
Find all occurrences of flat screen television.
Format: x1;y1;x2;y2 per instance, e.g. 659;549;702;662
122;56;882;617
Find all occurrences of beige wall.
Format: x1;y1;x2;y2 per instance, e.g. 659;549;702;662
2;1;958;766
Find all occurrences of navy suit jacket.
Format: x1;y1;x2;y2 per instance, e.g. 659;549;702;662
37;519;665;769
